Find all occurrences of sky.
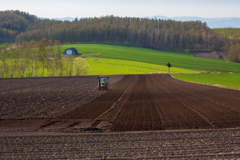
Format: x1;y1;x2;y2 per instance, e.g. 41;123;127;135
1;0;240;18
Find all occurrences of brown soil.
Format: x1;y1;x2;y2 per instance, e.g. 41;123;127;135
194;51;223;59
0;75;123;120
1;74;240;133
1;128;240;159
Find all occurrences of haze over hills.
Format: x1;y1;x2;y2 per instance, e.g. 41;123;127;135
148;16;240;28
42;16;240;28
40;17;76;21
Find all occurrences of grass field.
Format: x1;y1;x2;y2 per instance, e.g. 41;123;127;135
174;73;240;88
86;57;200;75
1;43;240;89
61;44;240;73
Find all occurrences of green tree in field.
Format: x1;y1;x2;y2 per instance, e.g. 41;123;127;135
67;56;74;76
46;40;53;77
167;62;172;73
13;49;20;78
228;44;240;62
0;43;9;78
74;57;89;76
53;40;62;76
29;40;38;77
25;45;33;77
38;38;48;77
19;48;27;78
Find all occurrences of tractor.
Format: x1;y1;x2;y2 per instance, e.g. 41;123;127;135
97;75;110;91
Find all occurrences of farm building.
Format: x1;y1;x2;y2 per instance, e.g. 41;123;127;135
63;47;78;55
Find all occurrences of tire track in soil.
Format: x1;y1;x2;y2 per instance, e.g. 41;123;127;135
110;75;142;131
55;75;133;120
96;75;139;121
111;75;163;132
171;75;240;100
170;75;240;113
131;75;146;131
2;74;240;133
147;75;202;130
119;76;141;131
154;75;216;128
156;74;240;129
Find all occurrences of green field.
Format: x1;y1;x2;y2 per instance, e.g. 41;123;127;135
61;44;240;73
86;57;200;75
1;43;240;89
174;73;240;88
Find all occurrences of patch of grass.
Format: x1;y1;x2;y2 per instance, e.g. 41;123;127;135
86;57;201;75
0;42;5;47
61;43;240;73
173;73;240;88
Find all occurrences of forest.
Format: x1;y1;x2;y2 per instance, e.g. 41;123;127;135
0;10;240;62
15;16;226;52
0;10;37;42
212;28;240;39
212;28;240;62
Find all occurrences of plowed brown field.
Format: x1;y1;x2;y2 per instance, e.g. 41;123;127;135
1;74;240;159
1;74;240;133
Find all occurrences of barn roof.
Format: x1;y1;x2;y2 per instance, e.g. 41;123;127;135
63;47;78;55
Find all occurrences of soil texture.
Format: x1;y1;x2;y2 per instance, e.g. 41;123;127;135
1;74;240;133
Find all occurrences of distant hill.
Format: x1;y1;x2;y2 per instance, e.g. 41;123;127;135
16;15;226;53
40;17;76;21
0;10;38;42
148;16;240;28
45;16;240;29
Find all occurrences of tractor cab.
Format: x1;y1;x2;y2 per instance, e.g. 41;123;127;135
98;76;110;91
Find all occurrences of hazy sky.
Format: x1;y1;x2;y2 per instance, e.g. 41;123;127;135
1;0;240;18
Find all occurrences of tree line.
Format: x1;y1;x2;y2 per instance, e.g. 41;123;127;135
0;38;88;78
15;16;226;52
213;28;240;62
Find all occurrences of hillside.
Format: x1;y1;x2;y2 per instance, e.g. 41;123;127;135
0;10;37;42
15;16;225;52
212;28;240;39
1;10;240;63
62;44;240;73
212;28;240;62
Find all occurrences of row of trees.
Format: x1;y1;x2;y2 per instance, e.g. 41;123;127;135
0;39;88;78
226;38;240;62
212;28;240;62
15;16;226;52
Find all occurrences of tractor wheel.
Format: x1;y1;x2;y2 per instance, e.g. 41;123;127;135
107;84;110;91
